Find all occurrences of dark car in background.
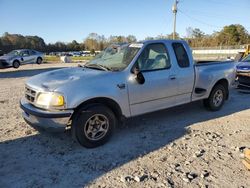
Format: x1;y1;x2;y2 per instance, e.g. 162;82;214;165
0;49;44;69
236;54;250;91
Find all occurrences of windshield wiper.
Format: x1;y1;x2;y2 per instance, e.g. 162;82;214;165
84;64;111;71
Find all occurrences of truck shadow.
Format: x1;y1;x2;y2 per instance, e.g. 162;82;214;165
0;90;249;187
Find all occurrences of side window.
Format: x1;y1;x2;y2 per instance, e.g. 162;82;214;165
136;43;171;71
21;50;29;56
172;43;190;68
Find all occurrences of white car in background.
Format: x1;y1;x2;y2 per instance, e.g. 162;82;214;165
0;49;44;69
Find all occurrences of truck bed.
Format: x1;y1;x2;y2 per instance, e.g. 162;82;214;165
195;60;234;65
192;60;236;101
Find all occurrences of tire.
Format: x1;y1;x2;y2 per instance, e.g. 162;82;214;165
72;104;117;148
203;84;226;111
13;60;20;68
36;57;42;64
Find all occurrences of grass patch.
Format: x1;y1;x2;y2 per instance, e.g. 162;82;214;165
44;56;60;62
71;56;93;61
44;55;93;62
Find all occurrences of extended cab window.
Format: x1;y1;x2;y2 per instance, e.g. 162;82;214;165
172;43;190;68
136;43;171;71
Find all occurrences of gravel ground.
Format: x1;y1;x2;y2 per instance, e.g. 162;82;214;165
0;63;249;188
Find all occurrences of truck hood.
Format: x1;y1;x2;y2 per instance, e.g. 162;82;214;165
26;67;108;91
237;62;250;71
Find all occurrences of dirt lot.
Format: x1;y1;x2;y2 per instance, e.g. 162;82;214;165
0;63;249;188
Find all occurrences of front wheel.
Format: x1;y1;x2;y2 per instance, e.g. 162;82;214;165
72;105;117;148
36;57;42;64
13;60;20;68
203;84;226;111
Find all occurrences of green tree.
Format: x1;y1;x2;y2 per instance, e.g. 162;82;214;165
90;49;95;54
192;28;205;38
217;24;249;45
126;35;137;43
145;36;154;40
67;40;80;51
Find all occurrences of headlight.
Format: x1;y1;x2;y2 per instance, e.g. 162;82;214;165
36;92;65;108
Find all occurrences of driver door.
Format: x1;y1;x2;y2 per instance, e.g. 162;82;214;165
127;43;178;116
20;50;32;64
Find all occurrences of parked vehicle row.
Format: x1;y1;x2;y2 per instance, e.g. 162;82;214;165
48;51;100;57
20;40;236;148
0;49;44;69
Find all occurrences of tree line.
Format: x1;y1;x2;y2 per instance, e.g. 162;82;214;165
185;24;250;48
0;24;249;53
0;32;137;54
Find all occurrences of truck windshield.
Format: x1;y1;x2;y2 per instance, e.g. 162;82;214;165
85;43;142;71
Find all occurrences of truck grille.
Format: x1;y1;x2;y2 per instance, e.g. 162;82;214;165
25;86;37;103
238;75;250;85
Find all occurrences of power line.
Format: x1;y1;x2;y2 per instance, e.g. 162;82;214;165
175;1;250;33
180;8;244;20
205;0;235;7
179;8;250;32
178;9;223;29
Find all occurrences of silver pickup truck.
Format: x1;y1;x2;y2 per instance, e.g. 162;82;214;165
20;40;235;148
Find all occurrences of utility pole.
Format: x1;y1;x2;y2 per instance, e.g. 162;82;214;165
172;0;178;39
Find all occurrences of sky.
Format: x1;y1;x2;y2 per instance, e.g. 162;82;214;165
0;0;249;43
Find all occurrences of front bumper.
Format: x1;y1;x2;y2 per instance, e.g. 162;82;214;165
20;98;73;132
0;60;11;68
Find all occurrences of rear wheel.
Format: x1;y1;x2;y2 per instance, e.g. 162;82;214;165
203;84;226;111
72;104;117;148
13;60;20;68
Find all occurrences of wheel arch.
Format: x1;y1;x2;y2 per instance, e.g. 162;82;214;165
13;59;20;63
72;97;124;122
211;78;229;99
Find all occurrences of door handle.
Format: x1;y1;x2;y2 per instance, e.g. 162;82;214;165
117;83;126;89
169;75;176;80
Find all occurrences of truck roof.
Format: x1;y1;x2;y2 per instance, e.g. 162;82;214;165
142;39;186;44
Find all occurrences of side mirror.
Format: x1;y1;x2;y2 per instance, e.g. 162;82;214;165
133;67;145;84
